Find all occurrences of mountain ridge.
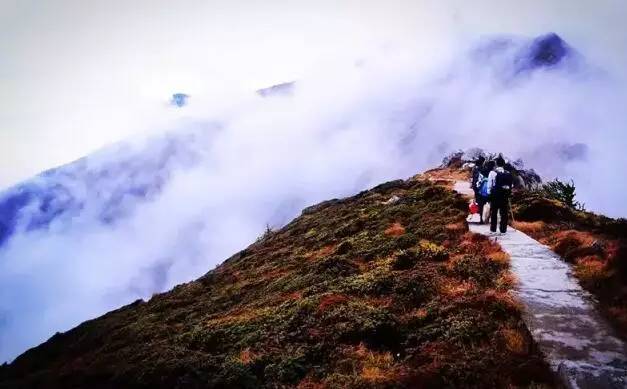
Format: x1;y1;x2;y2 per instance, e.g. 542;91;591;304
0;173;556;388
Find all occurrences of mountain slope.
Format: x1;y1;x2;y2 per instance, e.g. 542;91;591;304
0;129;208;247
0;177;555;388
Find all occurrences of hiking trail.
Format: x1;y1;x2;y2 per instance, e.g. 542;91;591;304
454;181;627;389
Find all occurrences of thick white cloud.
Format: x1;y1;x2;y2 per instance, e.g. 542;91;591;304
1;0;627;363
3;0;625;187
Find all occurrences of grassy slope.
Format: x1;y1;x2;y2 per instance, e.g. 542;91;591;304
0;178;554;388
512;191;627;338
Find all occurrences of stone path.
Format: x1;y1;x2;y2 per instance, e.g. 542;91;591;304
454;181;627;389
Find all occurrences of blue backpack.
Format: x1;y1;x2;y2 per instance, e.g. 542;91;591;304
477;174;489;197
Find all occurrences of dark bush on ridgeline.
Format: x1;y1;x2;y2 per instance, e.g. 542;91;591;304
540;179;585;211
515;168;543;190
441;150;465;168
463;147;486;162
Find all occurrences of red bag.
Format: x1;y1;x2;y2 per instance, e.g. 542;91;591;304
469;201;479;215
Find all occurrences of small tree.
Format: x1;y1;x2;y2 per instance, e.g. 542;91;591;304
542;179;585;211
256;223;275;243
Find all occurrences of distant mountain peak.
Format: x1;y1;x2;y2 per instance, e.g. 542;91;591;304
468;32;577;82
528;33;569;68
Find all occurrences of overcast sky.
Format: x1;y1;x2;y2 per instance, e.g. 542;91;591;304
2;0;627;188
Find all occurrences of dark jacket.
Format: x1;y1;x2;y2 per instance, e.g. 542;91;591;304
471;164;483;190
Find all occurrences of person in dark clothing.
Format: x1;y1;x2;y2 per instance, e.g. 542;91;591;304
479;160;495;224
487;156;514;233
482;160;495;178
471;156;486;190
470;156;487;223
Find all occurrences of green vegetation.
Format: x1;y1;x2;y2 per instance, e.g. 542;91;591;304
537;178;585;211
1;178;554;388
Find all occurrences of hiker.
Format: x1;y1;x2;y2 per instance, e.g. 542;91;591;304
470;156;486;194
487;156;514;233
477;160;495;224
470;156;487;221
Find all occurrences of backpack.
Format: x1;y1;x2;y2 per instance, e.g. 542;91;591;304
494;170;514;196
477;174;489;197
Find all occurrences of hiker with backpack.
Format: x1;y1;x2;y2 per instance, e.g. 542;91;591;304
471;156;486;191
470;156;487;223
478;160;495;224
487;156;514;234
470;157;494;225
